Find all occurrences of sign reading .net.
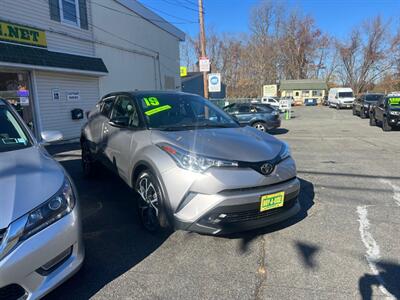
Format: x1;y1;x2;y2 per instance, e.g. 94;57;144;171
199;57;210;72
208;73;221;93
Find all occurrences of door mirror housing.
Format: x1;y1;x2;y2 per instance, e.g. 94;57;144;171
41;130;63;143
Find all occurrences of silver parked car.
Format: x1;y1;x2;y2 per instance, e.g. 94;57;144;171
82;91;300;235
0;99;84;299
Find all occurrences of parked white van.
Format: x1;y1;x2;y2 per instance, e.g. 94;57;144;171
328;88;355;109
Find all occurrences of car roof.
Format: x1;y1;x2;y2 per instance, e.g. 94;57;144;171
102;90;195;99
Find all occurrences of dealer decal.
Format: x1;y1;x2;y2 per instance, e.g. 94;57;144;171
145;105;172;116
388;97;400;106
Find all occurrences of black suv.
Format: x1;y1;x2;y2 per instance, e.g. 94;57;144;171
353;93;384;119
370;94;400;131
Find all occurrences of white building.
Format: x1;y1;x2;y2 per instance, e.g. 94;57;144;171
0;0;184;140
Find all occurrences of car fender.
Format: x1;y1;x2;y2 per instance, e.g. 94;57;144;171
129;146;176;228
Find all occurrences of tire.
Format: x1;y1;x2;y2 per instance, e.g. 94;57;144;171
81;139;99;177
369;114;376;126
360;109;366;119
352;107;357;115
382;118;392;132
136;170;169;232
336;104;340;110
252;122;267;132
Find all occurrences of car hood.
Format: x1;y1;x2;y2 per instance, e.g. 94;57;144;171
0;146;65;229
151;126;284;162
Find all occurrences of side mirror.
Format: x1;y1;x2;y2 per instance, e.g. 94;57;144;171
41;130;63;143
109;116;129;127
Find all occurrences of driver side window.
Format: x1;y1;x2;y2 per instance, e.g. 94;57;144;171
110;96;139;127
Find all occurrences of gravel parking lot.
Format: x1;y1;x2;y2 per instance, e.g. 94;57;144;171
45;106;400;300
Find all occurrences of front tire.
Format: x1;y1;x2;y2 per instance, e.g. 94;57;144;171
352;107;357;115
136;170;169;232
252;122;267;132
360;109;366;119
81;139;98;177
369;114;376;126
382;118;392;132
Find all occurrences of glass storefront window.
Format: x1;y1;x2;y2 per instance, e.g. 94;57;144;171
0;71;34;131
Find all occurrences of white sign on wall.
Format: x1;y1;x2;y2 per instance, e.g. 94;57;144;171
199;57;210;72
67;91;80;101
208;73;221;92
52;89;60;101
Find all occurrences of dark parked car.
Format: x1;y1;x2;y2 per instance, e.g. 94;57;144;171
304;98;318;106
223;103;281;132
353;93;384;119
370;93;400;131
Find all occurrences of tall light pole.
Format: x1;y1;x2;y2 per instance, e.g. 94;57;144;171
198;0;208;99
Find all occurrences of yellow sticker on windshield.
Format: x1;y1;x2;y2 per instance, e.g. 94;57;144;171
389;97;400;105
144;97;159;107
145;105;172;116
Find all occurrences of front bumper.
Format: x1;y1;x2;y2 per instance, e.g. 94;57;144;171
266;119;281;129
0;208;84;300
175;178;300;235
387;115;400;126
339;103;353;108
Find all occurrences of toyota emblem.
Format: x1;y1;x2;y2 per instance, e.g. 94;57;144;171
260;163;274;175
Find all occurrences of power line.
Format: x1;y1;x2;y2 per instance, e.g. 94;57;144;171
91;1;198;24
45;0;183;64
134;2;199;23
161;0;204;14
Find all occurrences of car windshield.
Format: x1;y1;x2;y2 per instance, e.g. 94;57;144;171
138;94;238;130
0;105;31;153
365;94;383;102
387;97;400;108
338;92;353;98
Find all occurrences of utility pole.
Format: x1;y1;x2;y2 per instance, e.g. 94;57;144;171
198;0;208;99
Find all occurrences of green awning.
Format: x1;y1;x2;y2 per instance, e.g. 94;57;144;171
0;42;108;74
280;80;327;91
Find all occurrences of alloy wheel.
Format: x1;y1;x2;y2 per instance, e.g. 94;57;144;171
137;175;160;231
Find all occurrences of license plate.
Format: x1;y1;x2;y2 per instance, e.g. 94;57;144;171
260;191;285;212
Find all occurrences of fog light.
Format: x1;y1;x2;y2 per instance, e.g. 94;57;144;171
36;246;73;275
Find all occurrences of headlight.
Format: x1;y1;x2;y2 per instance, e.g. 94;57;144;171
279;142;291;160
390;111;400;116
22;179;76;240
271;110;279;116
0;178;76;261
158;143;238;173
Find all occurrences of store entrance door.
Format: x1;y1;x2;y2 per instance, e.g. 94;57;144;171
0;71;36;134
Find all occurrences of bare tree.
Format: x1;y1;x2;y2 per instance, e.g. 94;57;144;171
336;17;394;93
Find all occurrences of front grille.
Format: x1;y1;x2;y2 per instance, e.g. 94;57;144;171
0;284;26;300
0;229;5;244
219;198;296;224
344;100;353;104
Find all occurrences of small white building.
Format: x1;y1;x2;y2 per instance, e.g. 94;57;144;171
0;0;184;140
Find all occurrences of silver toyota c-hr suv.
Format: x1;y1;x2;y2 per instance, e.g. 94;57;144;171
0;99;84;299
81;91;300;235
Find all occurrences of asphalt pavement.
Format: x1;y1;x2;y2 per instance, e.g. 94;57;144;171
45;106;400;300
